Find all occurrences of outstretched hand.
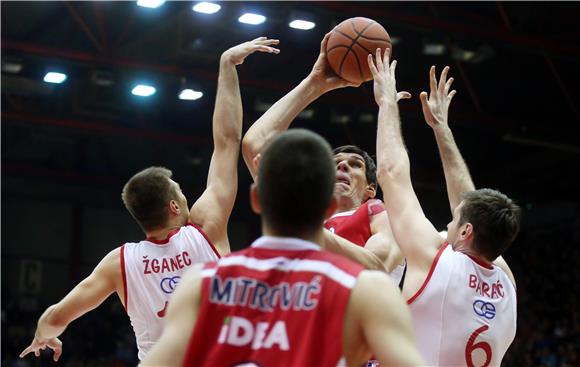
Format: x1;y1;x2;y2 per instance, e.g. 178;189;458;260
307;32;362;93
221;37;280;66
368;48;411;105
20;336;63;362
420;66;456;128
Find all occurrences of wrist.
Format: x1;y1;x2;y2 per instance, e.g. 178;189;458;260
300;77;326;99
378;99;398;109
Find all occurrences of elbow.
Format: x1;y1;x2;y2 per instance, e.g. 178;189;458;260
44;305;67;328
241;134;258;164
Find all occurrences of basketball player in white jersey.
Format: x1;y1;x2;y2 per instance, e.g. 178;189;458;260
143;129;425;366
370;48;520;366
242;32;408;283
19;37;281;362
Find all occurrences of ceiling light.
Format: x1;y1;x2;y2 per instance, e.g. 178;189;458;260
136;0;166;9
43;72;67;84
2;61;23;74
132;84;156;97
179;89;203;100
289;20;315;30
192;2;221;14
423;43;446;56
238;13;266;25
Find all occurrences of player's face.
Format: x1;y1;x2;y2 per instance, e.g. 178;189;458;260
334;152;371;205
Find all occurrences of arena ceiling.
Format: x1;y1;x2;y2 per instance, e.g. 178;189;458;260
2;1;580;227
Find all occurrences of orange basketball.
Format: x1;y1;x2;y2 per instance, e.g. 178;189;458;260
326;17;392;84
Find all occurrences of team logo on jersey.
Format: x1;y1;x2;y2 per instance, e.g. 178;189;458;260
160;276;181;294
473;299;496;320
217;316;289;351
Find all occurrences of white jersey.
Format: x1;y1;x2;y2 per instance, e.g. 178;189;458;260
408;244;517;367
121;224;220;360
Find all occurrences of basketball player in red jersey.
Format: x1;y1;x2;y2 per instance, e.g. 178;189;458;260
143;129;425;366
370;48;520;366
242;32;409;282
19;38;281;362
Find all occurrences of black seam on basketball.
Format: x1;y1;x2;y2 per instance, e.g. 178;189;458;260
333;29;355;41
327;44;353;53
358;34;391;43
354;42;374;55
345;20;377;81
353;47;364;81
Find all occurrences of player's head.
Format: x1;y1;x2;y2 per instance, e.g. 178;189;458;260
251;129;336;237
332;145;377;205
122;167;189;233
447;188;521;261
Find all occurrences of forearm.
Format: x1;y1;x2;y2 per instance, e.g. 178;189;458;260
376;101;410;189
35;305;67;340
213;56;243;147
242;77;324;162
323;230;386;272
432;126;475;212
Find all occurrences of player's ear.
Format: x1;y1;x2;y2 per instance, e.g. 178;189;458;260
250;183;261;214
460;223;473;240
169;200;181;215
324;194;338;220
365;182;377;200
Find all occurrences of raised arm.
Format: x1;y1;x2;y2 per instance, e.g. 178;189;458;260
369;49;443;271
322;229;386;272
20;248;121;362
420;66;473;212
141;264;203;366
241;32;358;180
190;38;279;256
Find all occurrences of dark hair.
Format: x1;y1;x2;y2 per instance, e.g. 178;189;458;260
333;145;377;188
258;129;336;236
459;189;521;261
121;167;178;232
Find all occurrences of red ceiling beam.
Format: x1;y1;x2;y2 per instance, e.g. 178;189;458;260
1;112;211;144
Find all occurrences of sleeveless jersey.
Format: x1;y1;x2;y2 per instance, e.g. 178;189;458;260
121;223;220;360
408;243;517;366
324;200;405;286
183;236;364;367
324;201;372;247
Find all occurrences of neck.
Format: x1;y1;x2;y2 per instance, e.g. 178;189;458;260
453;241;491;265
262;224;325;246
146;223;183;241
335;195;361;214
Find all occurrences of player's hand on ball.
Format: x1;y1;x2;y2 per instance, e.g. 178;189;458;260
368;48;411;105
308;32;361;93
20;336;63;362
222;37;280;66
420;65;456;129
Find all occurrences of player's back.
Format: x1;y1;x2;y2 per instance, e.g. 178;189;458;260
122;223;220;360
184;236;364;366
408;243;516;366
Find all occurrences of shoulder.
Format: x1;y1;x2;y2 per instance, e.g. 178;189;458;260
366;199;386;216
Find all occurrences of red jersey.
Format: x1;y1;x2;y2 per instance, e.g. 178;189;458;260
324;200;376;247
183;236;364;366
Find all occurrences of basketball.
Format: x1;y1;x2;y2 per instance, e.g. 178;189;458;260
326;17;392;84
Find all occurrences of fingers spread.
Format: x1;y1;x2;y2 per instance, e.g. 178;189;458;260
429;66;437;95
390;59;398;76
439;66;450;92
448;90;457;100
368;54;378;76
444;77;454;94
